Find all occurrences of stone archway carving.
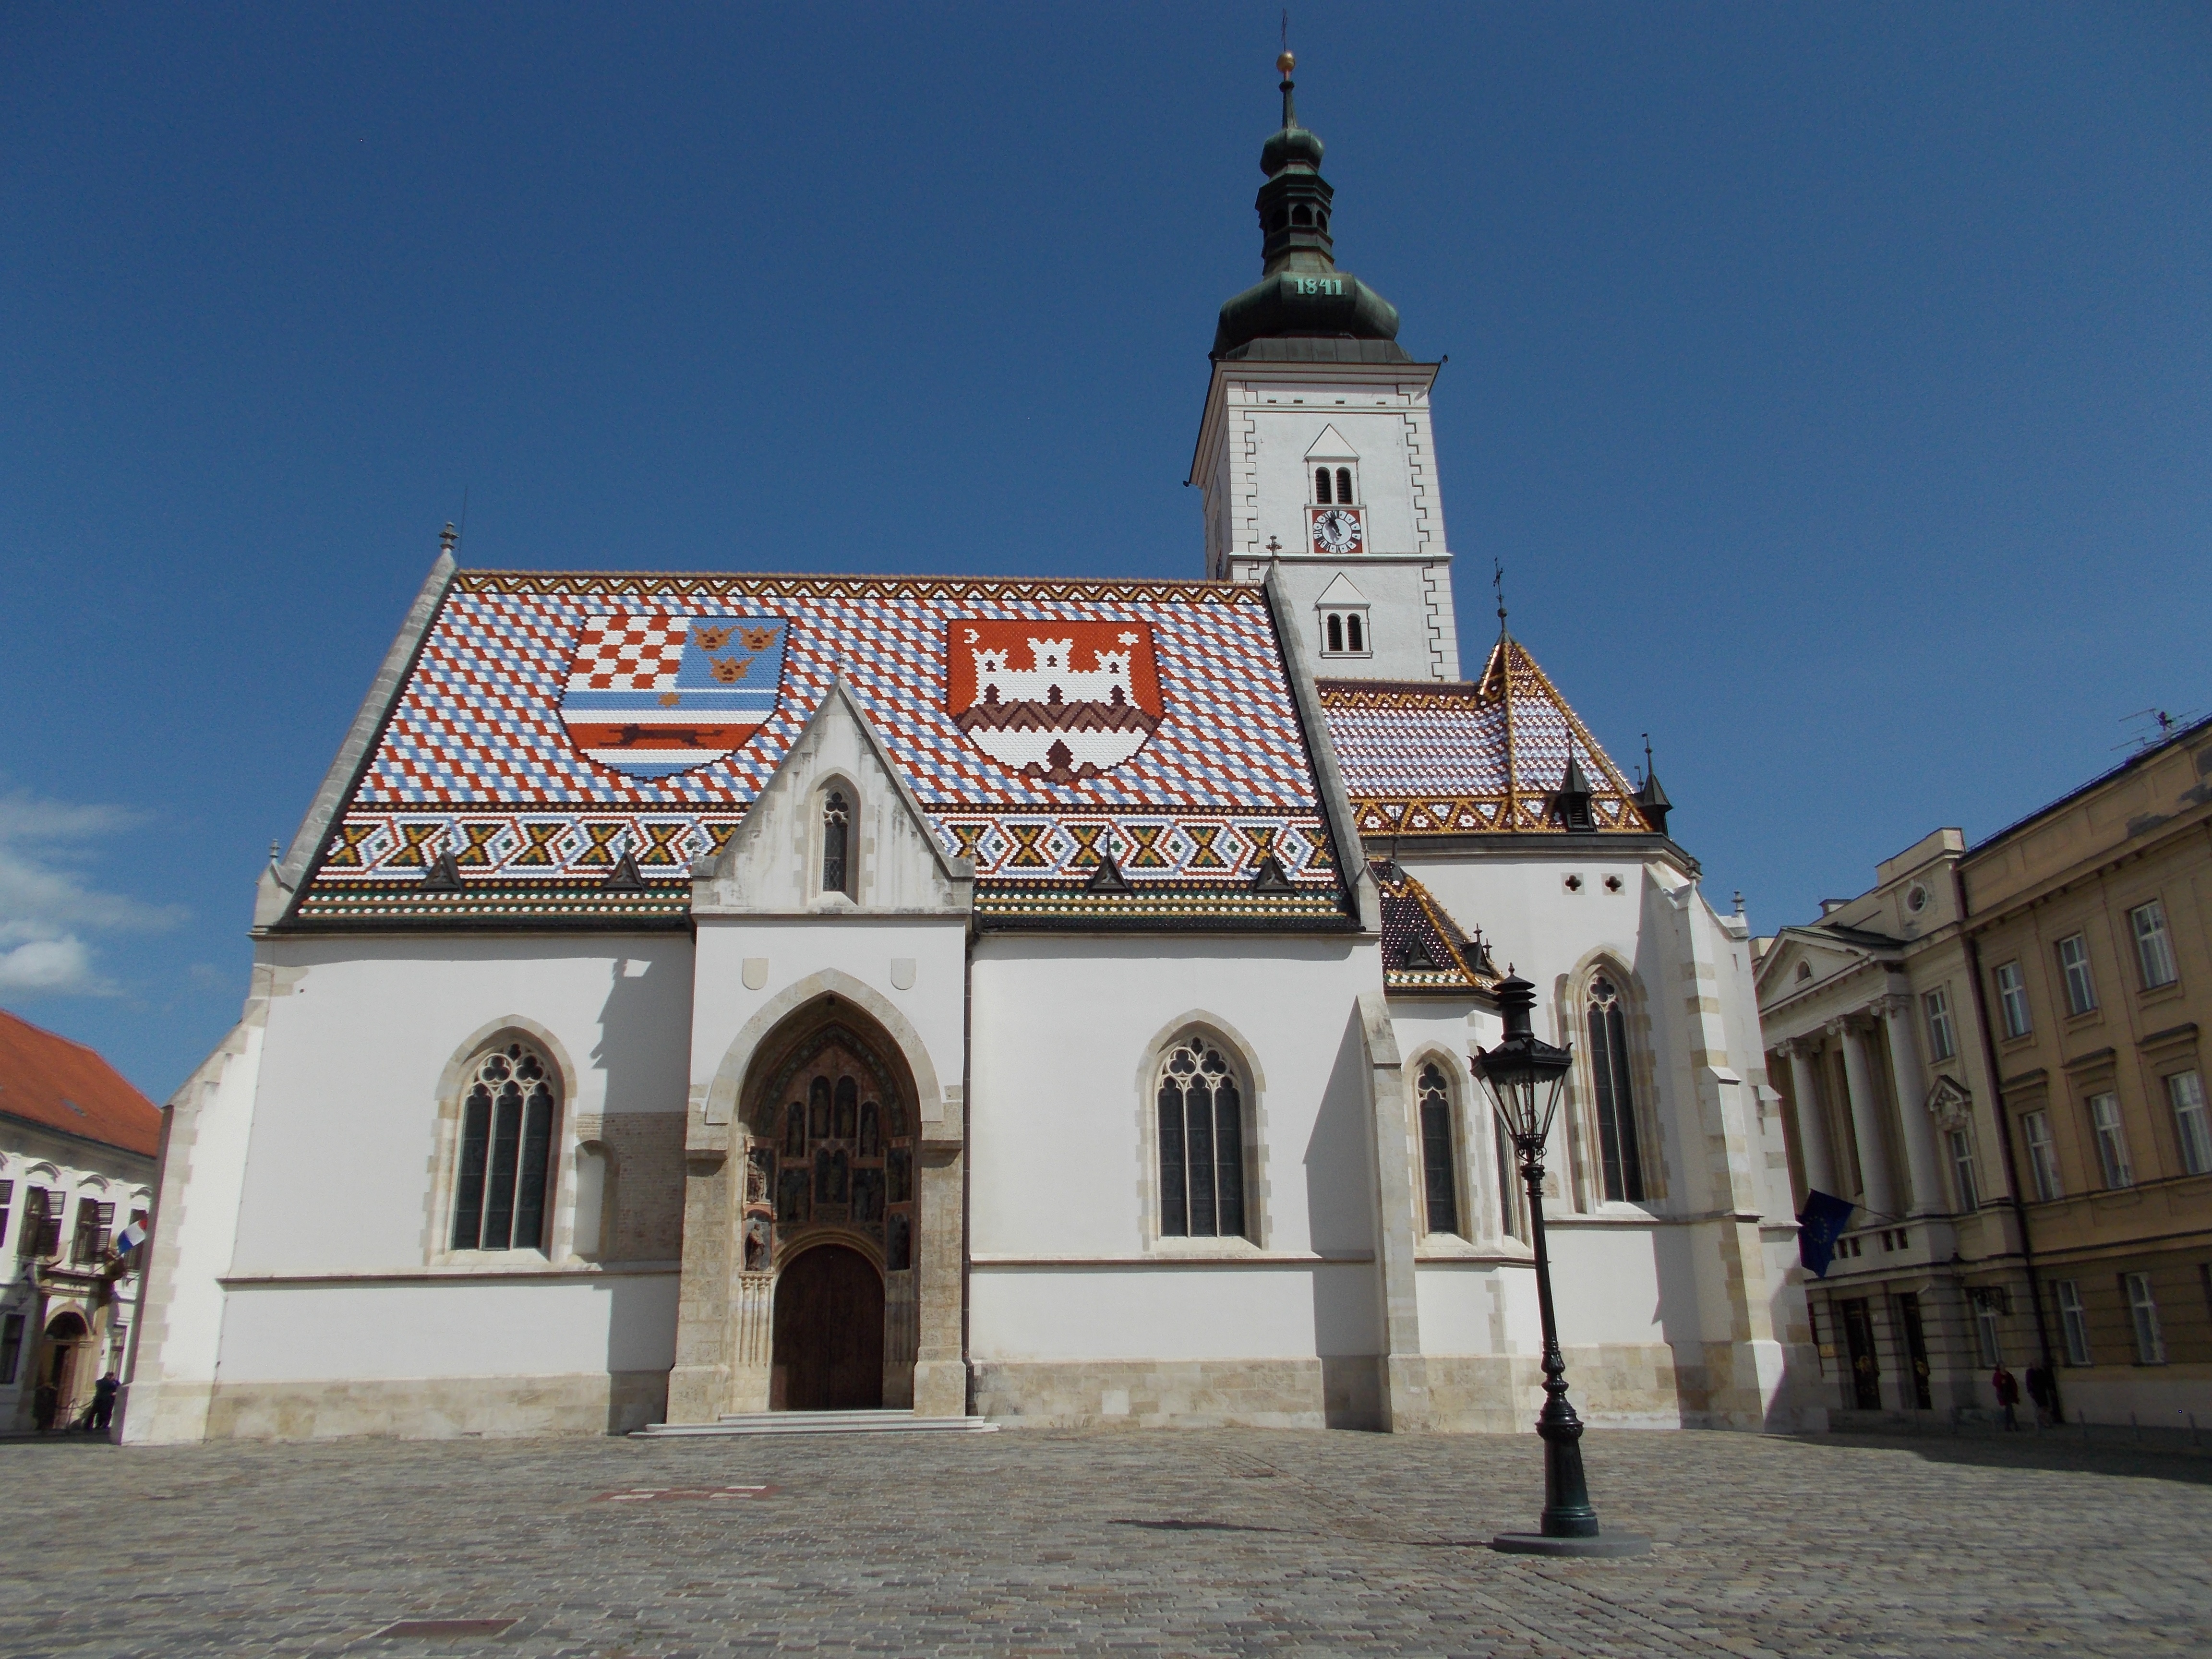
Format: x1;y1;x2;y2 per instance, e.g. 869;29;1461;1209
670;988;960;1424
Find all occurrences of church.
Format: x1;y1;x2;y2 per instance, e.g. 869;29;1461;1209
123;60;1821;1443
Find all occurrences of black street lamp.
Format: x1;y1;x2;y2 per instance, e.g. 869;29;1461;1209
1472;972;1650;1558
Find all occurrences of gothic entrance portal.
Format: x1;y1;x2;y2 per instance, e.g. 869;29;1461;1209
736;1010;920;1413
772;1245;884;1409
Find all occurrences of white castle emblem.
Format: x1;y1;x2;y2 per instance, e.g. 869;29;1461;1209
954;631;1159;782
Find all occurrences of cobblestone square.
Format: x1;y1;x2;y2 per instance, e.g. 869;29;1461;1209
4;1426;2208;1658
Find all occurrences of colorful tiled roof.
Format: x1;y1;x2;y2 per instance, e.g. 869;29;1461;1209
0;1009;163;1158
287;570;1352;929
1320;634;1650;838
1371;862;1498;995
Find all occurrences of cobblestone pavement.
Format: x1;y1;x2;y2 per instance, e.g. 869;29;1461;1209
3;1425;2208;1658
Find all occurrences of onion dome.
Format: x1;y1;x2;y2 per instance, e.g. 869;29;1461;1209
1213;53;1407;362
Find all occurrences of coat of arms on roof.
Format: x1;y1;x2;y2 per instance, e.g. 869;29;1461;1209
945;620;1163;784
558;613;789;779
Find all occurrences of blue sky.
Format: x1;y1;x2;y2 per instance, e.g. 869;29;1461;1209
3;3;2207;1098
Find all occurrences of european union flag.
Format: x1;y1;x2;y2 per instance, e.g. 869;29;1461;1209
1797;1190;1856;1278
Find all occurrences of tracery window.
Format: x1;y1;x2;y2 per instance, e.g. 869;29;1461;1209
451;1041;559;1252
1156;1037;1248;1238
1586;975;1648;1202
822;790;851;895
1417;1062;1460;1236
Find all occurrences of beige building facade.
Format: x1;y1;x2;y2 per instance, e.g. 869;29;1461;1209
1757;716;2212;1428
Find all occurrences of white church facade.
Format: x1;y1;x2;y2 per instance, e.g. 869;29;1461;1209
123;66;1821;1443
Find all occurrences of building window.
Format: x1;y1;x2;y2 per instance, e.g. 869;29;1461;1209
15;1188;60;1262
2056;1280;2092;1366
2168;1070;2212;1176
1156;1036;1248;1239
822;789;851;896
0;1312;21;1386
2056;935;2097;1017
1923;987;1957;1062
70;1200;114;1265
1994;962;2032;1038
450;1041;560;1253
1313;467;1332;503
1947;1129;1980;1212
2088;1092;2132;1189
1586;975;1647;1202
2022;1110;2062;1202
1972;1292;2003;1367
2124;1272;2165;1364
0;1179;10;1252
1313;465;1355;504
1418;1062;1460;1236
2129;901;2179;989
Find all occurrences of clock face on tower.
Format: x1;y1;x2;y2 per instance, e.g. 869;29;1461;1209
1309;506;1365;556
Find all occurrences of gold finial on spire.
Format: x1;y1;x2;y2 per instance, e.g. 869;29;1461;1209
1277;49;1295;74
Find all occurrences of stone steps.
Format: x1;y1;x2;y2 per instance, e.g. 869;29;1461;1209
634;1410;999;1438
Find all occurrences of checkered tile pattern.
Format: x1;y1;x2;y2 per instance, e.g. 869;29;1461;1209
312;572;1343;897
567;616;685;692
1318;637;1648;836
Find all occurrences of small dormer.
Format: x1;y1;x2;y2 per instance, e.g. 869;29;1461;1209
1314;572;1371;660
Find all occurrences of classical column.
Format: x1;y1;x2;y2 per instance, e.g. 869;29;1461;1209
1779;1040;1835;1197
1873;995;1945;1217
1831;1016;1897;1217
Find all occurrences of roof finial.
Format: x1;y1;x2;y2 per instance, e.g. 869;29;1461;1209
1642;732;1653;786
439;521;458;557
1277;12;1296;130
1493;559;1508;632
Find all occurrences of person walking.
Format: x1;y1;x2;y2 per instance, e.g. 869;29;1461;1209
32;1381;58;1432
2024;1362;2056;1427
1991;1362;2021;1430
88;1372;120;1432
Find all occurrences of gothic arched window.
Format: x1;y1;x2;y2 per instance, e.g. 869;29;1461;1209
1335;466;1354;504
1156;1036;1248;1239
1418;1062;1460;1236
1314;467;1333;504
451;1041;559;1252
1587;975;1648;1202
822;790;850;895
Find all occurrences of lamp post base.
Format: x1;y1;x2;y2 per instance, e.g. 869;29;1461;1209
1490;1531;1652;1558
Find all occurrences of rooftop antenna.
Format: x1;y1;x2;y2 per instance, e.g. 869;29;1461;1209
2113;707;2197;752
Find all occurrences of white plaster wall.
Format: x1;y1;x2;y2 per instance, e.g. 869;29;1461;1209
213;1274;678;1381
1546;1226;1668;1346
1240;396;1442;560
1264;557;1455;682
228;935;695;1278
690;918;965;1115
966;935;1385;1362
972;1262;1378;1361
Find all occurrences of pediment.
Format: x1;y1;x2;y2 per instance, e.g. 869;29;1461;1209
1304;424;1359;461
1924;1073;1973;1128
1754;929;1883;999
1315;572;1369;606
692;680;973;917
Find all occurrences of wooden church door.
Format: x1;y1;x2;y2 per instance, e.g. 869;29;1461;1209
772;1245;884;1410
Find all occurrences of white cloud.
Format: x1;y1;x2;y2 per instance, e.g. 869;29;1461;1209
0;790;185;1000
0;936;109;996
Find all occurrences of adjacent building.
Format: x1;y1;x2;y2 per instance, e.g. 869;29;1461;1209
0;1009;160;1432
1757;715;2212;1427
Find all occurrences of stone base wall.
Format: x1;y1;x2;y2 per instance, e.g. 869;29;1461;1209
181;1370;669;1442
972;1356;1383;1430
1425;1346;1687;1433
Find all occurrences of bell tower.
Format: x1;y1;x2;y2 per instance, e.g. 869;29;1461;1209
1188;52;1459;683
